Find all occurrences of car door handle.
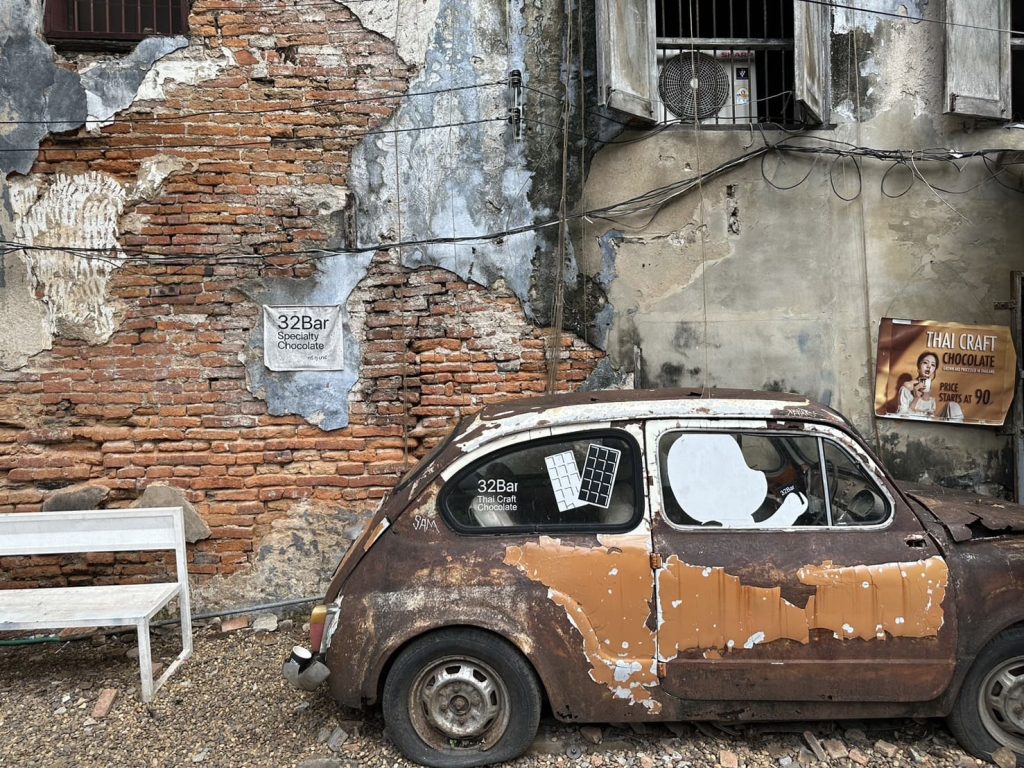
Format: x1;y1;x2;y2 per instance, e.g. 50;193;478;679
904;533;928;548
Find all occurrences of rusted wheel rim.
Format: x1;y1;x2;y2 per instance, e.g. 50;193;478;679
409;655;510;751
980;656;1024;752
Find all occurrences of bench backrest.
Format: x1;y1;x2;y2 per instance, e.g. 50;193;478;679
0;507;187;585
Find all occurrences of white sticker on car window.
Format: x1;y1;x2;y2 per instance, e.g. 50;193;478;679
666;434;807;528
546;444;622;512
545;451;586;512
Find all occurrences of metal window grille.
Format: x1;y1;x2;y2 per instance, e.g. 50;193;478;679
655;0;796;125
44;0;189;42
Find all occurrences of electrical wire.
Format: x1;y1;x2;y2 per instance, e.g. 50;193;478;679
2;137;1021;269
0;81;506;127
793;0;1024;37
182;0;1024;37
245;0;1024;36
0;117;506;154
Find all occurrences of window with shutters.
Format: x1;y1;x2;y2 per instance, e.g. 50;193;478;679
596;0;830;127
944;0;1015;120
44;0;189;48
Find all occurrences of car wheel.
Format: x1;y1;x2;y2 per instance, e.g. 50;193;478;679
382;628;542;768
948;628;1024;766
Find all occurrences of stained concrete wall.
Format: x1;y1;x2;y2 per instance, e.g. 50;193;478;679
578;7;1024;494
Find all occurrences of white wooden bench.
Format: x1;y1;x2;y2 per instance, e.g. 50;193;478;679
0;506;193;702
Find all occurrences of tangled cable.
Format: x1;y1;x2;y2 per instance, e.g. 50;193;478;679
1;131;1021;271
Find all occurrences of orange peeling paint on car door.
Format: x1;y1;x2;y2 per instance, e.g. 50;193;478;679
656;557;810;658
503;535;662;712
656;556;949;657
800;557;949;639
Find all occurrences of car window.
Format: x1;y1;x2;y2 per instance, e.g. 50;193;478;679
442;433;640;531
736;433;784;473
821;440;891;526
658;431;890;529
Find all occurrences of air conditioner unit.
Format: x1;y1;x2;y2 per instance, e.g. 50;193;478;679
657;51;757;124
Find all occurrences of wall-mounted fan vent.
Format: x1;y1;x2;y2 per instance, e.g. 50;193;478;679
658;53;730;121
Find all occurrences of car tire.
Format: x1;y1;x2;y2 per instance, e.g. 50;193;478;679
948;627;1024;766
382;628;542;768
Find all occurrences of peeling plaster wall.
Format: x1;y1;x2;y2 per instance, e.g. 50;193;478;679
348;0;570;321
0;3;85;175
9;172;126;343
0;0;608;603
0;1;193;367
239;254;373;431
579;7;1024;495
81;36;189;127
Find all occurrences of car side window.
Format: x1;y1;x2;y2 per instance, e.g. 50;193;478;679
658;431;890;529
442;433;640;531
821;440;891;526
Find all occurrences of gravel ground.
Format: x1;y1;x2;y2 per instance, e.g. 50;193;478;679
0;621;991;768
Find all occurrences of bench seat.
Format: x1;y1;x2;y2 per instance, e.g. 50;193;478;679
0;582;182;629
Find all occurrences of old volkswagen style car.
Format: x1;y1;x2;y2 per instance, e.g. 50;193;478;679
284;389;1024;768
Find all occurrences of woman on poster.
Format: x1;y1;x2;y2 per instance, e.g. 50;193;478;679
896;351;964;421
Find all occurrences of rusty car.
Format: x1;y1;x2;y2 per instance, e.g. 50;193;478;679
284;388;1024;767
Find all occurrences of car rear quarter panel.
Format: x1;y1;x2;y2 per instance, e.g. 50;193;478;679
324;485;650;721
947;536;1024;669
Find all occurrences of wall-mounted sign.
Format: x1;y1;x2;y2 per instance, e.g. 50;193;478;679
262;305;344;371
874;318;1017;426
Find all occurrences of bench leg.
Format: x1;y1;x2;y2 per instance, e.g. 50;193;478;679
136;619;155;703
179;585;193;658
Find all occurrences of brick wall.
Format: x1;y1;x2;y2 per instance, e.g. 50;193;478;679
0;253;601;587
0;1;604;589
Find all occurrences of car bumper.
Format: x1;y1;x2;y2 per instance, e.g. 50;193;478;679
282;645;331;691
282;601;341;691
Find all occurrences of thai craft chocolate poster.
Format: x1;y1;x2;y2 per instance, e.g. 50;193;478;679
874;318;1017;426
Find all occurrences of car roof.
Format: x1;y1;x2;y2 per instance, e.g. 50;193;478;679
454;388;851;450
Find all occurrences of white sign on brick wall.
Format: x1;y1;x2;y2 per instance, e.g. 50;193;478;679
263;305;344;371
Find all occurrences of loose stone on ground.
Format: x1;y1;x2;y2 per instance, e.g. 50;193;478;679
0;623;992;768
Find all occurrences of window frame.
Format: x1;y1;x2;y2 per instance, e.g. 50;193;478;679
649;422;896;533
439;428;645;536
596;0;830;127
43;0;190;47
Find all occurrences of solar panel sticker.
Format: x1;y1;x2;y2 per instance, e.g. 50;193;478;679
545;451;585;513
577;444;621;508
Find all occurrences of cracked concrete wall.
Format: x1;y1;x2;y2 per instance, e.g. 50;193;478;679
578;5;1024;495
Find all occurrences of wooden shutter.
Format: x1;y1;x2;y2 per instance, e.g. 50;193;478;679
595;0;658;123
945;0;1010;119
794;0;831;125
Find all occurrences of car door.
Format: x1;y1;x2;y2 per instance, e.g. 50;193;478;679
646;418;957;703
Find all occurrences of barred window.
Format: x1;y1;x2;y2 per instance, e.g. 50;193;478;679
596;0;830;127
655;0;796;125
45;0;189;46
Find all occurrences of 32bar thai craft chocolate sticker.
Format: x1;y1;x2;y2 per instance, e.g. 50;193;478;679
874;318;1017;426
